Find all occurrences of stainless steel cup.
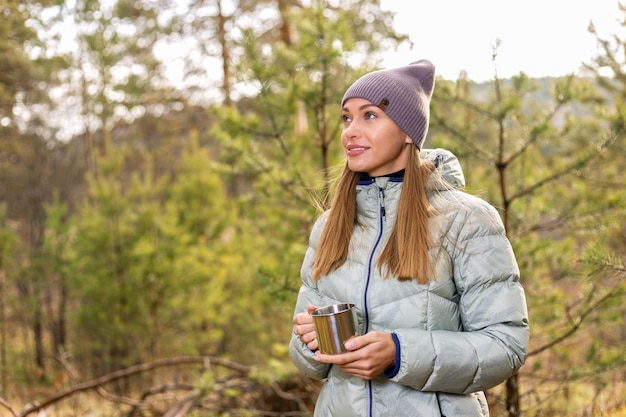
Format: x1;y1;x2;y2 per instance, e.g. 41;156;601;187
312;303;358;354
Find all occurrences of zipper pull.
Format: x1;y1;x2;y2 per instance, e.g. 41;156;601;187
379;188;386;219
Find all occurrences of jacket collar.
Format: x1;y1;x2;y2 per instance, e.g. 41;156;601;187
353;148;466;191
358;169;405;186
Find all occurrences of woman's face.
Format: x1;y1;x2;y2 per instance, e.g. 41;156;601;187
341;97;413;177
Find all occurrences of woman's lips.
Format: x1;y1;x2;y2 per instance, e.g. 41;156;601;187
346;145;369;157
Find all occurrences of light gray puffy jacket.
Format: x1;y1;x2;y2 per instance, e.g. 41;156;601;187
289;148;529;417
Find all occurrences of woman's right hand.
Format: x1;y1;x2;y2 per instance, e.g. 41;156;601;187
293;304;319;351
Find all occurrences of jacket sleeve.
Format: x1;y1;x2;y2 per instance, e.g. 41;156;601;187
289;216;332;380
390;198;529;394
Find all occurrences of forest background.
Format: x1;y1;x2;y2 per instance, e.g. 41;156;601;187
0;0;625;416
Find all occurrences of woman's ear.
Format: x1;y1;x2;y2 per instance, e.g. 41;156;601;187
404;135;413;145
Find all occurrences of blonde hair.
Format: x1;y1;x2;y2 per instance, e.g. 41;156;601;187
312;148;435;284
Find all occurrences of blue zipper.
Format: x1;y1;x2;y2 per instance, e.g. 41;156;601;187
365;185;386;417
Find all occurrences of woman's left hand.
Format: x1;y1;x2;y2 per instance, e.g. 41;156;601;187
314;331;396;380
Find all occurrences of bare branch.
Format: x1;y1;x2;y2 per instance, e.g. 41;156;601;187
162;391;201;417
528;269;624;357
270;380;308;411
430;113;494;163
125;383;196;417
0;397;17;417
511;202;620;242
508;130;619;203
19;355;250;417
96;386;144;407
503;77;577;167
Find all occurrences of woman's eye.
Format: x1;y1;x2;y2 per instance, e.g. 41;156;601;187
342;114;352;123
364;111;377;120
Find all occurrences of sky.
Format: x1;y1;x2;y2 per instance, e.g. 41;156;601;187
378;0;623;81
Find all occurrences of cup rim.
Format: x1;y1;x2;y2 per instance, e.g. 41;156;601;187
311;303;355;316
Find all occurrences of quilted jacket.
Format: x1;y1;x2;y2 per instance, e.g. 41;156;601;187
289;148;529;417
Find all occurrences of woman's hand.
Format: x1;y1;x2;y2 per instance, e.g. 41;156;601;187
293;304;319;352
314;331;396;380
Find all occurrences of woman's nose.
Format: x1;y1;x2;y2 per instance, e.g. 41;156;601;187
343;119;360;137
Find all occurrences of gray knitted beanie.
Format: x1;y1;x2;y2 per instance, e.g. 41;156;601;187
341;59;436;149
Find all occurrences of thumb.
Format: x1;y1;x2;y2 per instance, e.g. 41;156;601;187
344;334;364;351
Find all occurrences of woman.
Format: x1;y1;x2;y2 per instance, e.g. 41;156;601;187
289;59;529;416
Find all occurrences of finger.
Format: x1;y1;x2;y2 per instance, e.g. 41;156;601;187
314;350;359;365
294;312;314;325
342;331;384;350
341;334;367;351
300;328;316;344
302;323;315;334
307;339;319;351
344;336;359;351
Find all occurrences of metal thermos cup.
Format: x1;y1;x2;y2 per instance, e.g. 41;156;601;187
312;303;358;354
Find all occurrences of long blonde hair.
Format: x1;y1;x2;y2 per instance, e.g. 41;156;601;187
312;148;435;284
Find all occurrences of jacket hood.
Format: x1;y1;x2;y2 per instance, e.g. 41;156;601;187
421;148;466;191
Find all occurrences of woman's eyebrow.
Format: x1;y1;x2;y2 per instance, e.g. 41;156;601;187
342;103;379;112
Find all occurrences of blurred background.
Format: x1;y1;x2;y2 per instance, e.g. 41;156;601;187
0;0;624;416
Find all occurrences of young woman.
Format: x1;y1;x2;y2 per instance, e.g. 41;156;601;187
289;59;529;416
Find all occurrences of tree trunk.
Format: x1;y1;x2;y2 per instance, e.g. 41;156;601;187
53;278;67;352
505;373;521;417
0;268;6;393
34;307;45;380
217;0;231;105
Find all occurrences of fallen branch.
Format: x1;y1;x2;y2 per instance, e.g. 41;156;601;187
0;396;17;417
19;355;250;417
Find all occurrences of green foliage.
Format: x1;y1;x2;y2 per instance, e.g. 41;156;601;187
430;23;626;412
212;0;409;314
0;203;18;273
0;0;40;115
1;0;624;415
0;204;19;381
62;135;285;375
196;370;216;396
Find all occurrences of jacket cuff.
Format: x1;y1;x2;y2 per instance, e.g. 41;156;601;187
384;332;401;378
